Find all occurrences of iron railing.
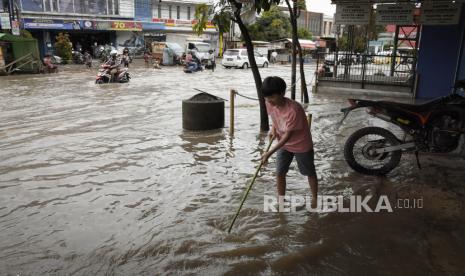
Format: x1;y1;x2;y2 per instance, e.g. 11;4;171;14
316;51;417;92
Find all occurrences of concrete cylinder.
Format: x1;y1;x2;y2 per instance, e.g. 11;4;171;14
182;92;225;131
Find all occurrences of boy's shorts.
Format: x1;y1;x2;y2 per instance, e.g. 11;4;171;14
276;148;316;176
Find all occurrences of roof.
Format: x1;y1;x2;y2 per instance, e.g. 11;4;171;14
0;33;36;42
270;38;317;49
252;41;270;45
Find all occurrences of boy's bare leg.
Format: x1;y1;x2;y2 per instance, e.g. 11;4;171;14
277;174;287;196
308;175;318;208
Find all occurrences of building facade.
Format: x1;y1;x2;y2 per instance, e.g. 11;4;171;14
14;0;216;57
18;0;136;56
321;15;335;38
298;11;323;37
136;0;218;53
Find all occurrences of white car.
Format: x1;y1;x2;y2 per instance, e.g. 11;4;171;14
222;49;269;69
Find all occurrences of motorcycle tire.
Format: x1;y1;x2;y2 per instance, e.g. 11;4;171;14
96;79;104;84
344;127;402;176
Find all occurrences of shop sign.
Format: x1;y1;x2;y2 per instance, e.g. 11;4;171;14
111;21;143;31
0;12;11;29
335;4;371;25
376;4;414;25
152;18;216;29
93;21;111;30
420;2;462;25
11;20;20;35
153;18;176;27
23;18;82;30
142;22;165;30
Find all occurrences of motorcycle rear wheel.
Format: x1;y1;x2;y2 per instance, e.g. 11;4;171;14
344;127;402;175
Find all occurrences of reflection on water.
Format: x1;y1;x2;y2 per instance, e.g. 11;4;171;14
0;64;464;274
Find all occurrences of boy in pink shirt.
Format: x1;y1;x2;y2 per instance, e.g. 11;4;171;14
261;76;318;208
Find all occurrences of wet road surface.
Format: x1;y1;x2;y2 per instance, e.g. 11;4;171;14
1;62;465;275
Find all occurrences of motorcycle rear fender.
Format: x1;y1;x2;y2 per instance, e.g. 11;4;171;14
339;99;383;127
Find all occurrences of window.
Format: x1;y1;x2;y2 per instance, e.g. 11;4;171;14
59;0;74;13
108;0;113;15
74;0;85;13
168;5;172;19
176;6;180;19
21;0;118;14
20;0;43;12
113;0;119;15
157;4;161;18
187;6;191;20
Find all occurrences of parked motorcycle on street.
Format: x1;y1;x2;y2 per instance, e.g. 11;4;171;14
339;80;465;175
95;64;130;84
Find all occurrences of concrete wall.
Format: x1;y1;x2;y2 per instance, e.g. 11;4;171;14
416;6;465;99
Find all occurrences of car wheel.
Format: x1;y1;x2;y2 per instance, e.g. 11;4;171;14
263;62;268;68
242;63;249;69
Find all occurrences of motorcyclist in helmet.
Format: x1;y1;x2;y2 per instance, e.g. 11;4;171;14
105;50;122;81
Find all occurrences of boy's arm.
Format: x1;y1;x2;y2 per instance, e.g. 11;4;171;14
262;130;293;164
268;124;277;140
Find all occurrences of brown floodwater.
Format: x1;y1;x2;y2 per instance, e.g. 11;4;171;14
1;63;464;275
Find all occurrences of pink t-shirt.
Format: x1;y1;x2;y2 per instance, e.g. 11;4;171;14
266;98;313;153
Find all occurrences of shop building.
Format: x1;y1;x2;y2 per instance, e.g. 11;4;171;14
18;0;138;57
134;0;218;53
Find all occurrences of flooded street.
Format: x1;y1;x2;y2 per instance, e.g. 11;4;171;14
1;62;465;275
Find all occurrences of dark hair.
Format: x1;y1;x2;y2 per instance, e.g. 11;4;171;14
262;76;286;97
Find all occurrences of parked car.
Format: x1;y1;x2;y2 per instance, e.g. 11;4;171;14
221;49;269;69
325;52;356;66
186;41;212;64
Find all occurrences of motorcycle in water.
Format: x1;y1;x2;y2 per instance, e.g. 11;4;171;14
95;64;130;84
339;80;465;175
183;60;203;73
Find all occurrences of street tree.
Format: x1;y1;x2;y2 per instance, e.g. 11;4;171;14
297;28;312;40
194;0;281;131
247;6;291;42
194;5;231;57
284;0;309;103
212;11;231;57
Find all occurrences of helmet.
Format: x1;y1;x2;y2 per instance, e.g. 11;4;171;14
110;50;118;56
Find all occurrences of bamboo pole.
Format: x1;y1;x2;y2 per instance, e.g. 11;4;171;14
230;89;235;136
228;138;274;233
307;113;312;129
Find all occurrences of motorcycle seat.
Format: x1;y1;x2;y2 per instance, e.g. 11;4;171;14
379;98;443;113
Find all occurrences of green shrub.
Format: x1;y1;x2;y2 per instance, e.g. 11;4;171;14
54;33;72;63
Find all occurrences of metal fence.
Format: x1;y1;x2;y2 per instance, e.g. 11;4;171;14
316;51;417;92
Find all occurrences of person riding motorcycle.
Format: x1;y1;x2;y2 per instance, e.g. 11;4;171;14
105;50;122;81
185;50;202;72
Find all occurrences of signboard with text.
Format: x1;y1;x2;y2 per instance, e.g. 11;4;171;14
335;4;371;25
0;12;11;29
376;4;414;25
111;21;142;31
11;20;20;35
420;2;462;25
153;18;216;29
23;18;82;30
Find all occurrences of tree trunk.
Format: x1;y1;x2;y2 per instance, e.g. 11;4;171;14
286;0;297;100
234;8;269;131
296;41;309;103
